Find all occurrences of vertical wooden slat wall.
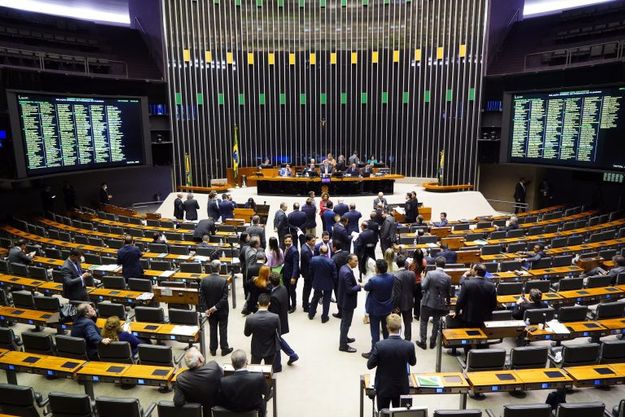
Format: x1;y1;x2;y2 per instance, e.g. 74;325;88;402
162;0;487;187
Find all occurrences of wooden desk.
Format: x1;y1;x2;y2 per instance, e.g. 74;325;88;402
445;268;471;285
480;253;517;262
76;362;131;399
456;250;481;265
0;351;49;384
490;270;532;282
0;306;59;327
120;364;174;387
88;288;150;305
37;281;65;295
153;286;199;305
253;174;404;196
441;328;488;347
465;370;524;393
564;365;625;387
598;317;625;335
482;320;527;339
563;321;610;339
497;292;563;306
514;368;573;390
0;274;44;291
558;287;624;305
528;266;583;279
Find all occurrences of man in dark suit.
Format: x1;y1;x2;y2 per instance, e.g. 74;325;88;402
173;347;222;415
244;294;281;369
338;255;361;353
512;288;548;320
321;201;336;234
282;235;299;312
379;212;398;253
404;192;419;223
220;350;271;417
344;204;362;234
308;245;337;323
300;234;316;312
71;303;111;360
514;177;529;214
269;274;298;371
373;192;388;210
183;193;200;221
245;216;266;249
519;243;547;269
366;314;417;411
418;257;452;350
287;203;307;246
354;221;378;280
193;218;216;242
363;259;395;358
454;263;498;328
320;161;334;176
392;255;416;341
332;216;350;252
116;236;143;280
274;203;289;249
199;260;233;356
314;232;333;257
301;198;317;236
331;242;350;319
61;249;91;301
207;192;221;221
219;194;236;220
99;183;112;205
345;163;360;176
437;243;457;265
334;200;349;217
8;239;33;265
173;193;184;220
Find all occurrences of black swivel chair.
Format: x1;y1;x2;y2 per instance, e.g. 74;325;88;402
98;341;134;364
47;392;94;417
97;302;127;320
434;411;481;417
593;302;625;319
585;275;612;288
22;332;55;355
530;258;552;270
34;296;61;312
28;266;48;280
599;340;625;364
135;306;165;323
550;237;569;249
500;261;522;272
523;308;555;325
11;263;30;277
0;327;19;350
157;401;202;417
612;399;625;417
557;278;584;291
555;402;604;417
211;406;258;417
459;348;506;372
481;245;502;256
496;282;524;296
524;280;550;293
502;404;551;417
507;242;527;253
147;243;168;254
491;310;513;321
102;276;127;290
128;278;153;292
549;343;600;367
95;397;154;417
509;346;548;369
557;305;588;322
150;260;172;271
138;344;174;367
0;383;47;417
54;335;88;360
168;309;199;325
169;246;190;256
180;263;203;274
12;290;35;309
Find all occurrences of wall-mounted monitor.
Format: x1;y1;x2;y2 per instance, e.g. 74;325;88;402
501;86;625;171
7;91;152;178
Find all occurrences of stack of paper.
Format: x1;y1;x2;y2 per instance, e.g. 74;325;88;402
416;375;443;388
546;320;570;334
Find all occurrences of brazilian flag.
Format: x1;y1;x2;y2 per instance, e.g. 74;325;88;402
232;125;239;181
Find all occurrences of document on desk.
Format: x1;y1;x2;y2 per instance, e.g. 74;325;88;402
546;320;570;334
415;375;443;388
193;256;209;262
159;270;175;278
136;292;154;301
483;320;526;329
91;264;120;272
426;243;438;248
177;255;192;260
472;239;488;246
171;325;199;336
158;253;168;258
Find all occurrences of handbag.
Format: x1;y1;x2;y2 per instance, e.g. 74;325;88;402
59;303;77;324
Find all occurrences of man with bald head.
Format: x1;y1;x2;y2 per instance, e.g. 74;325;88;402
173;347;222;414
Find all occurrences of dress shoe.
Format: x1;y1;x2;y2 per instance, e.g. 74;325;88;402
210;350;217;356
361;352;371;359
273;367;282;373
302;306;309;313
339;346;357;353
416;341;427;350
288;307;296;314
347;337;356;343
429;340;437;349
321;317;329;323
221;347;233;356
332;313;342;318
308;314;314;320
287;354;299;365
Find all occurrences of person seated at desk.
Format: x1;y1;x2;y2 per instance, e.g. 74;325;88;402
348;151;360;165
584;254;625;284
518;243;547;269
244;197;257;210
319;161;334;176
302;163;317;177
259;158;272;168
278;164;293;177
345;163;360;176
367;155;379;165
322;153;337;166
432;212;449;227
366;313;416;410
429;243;456;265
152;231;167;244
101;315;143;357
220;349;271;417
8;239;34;265
512;288;547;320
197;234;213;249
497;215;519;231
173;347;223;415
336;154;347;172
71;303;111;360
362;164;374;176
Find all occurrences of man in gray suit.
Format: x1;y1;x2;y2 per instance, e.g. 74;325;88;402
244;293;281;371
392;255;416;341
380;211;398;252
418;256;451;350
245;215;266;249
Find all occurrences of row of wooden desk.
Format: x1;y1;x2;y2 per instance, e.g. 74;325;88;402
360;363;625;417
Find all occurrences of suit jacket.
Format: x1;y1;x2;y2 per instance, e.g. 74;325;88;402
354;229;377;260
219;370;268;416
116;245;143;279
183;199;200;221
219;200;235;220
332;222;350;251
300;243;314;279
269;285;290;334
380;216;398;246
173;198;184;220
198;274;229;313
421;268;451;311
344;210;362;234
287;210;307;236
301;204;317;229
194;219;216;240
70;316;102;359
607;265;625;284
282;245;299;281
99;188;110;204
310;255;337;291
8;247;32;265
332;250;350;273
373;197;388;209
60;258;89;301
207;199;221;221
320;163;334;175
314;241;333;257
366;335;416;398
365;273;395;316
439;249;457;264
321;209;336;234
338;264;360;310
245;225;267;248
514;182;526;201
244;310;281;357
512;300;548;320
334;203;349;217
404;199;419;223
455;277;498;325
174;361;223;414
274;210;289;235
392;268;416;311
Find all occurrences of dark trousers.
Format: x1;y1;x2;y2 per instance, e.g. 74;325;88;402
208;311;229;351
251;354;275;367
419;305;445;344
377;395;400;411
380;239;391;253
400;310;412;341
273;336;296;370
308;288;331;319
302;276;313;311
369;313;390;350
339;308;355;347
413;283;422;318
284;277;298;309
333;280;342;315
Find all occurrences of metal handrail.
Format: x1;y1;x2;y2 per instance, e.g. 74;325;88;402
486;198;529;213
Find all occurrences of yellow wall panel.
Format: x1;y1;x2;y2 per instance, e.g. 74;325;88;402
247;52;254;65
205;51;212;62
459;44;467;58
330;52;337;64
309;52;316;65
392;50;400;63
183;49;190;62
226;52;234;64
414;49;421;61
351;51;358;64
371;51;379;63
268;52;275;65
436;47;444;60
289;53;296;65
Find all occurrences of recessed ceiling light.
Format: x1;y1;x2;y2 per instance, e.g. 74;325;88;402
0;0;130;25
